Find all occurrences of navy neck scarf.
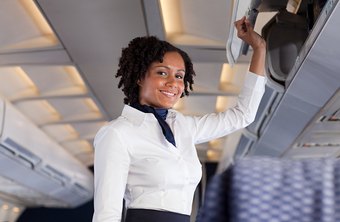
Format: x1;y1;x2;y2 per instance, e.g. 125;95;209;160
131;103;176;147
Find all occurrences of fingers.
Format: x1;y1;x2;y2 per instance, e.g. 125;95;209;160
234;17;253;33
234;16;246;31
244;19;254;33
233;16;265;49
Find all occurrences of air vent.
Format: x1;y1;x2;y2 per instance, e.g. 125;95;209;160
1;137;42;167
318;109;340;122
316;90;340;123
73;182;90;197
329;108;340;121
299;142;340;148
41;164;71;185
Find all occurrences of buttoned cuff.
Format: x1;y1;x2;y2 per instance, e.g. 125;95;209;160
244;71;267;89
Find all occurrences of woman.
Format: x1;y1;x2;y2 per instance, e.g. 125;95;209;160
92;16;266;222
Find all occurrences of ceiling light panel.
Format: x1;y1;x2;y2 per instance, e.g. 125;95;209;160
179;0;231;44
0;65;87;101
206;149;221;162
62;140;92;155
62;140;94;166
0;201;24;222
74;152;94;167
159;0;183;36
0;0;59;52
71;121;107;140
218;63;249;94
216;96;238;112
15;97;102;125
0;67;38;101
42;121;106;143
15;99;61;125
192;63;223;91
167;34;227;48
220;63;248;86
47;97;102;122
159;0;232;47
22;65;87;97
42;124;79;143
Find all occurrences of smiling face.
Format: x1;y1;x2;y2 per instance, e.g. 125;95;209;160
138;51;185;109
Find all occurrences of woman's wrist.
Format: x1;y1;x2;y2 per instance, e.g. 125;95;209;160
251;38;266;52
249;46;266;76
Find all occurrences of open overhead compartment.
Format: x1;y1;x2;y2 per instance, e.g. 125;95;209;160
231;0;340;158
262;9;309;84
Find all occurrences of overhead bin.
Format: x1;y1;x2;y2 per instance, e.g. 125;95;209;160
262;10;309;84
244;1;310;138
233;129;257;159
0;97;94;207
254;0;339;157
229;0;326;85
232;0;340;158
246;82;284;137
229;0;308;148
283;90;340;158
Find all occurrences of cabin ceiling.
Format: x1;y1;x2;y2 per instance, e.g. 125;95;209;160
0;0;250;169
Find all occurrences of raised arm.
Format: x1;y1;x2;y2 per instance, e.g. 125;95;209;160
234;16;266;76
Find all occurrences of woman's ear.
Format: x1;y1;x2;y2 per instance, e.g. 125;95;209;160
137;79;143;87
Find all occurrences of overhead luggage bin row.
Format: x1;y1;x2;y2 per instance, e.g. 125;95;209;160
233;129;257;159
0;97;94;208
246;82;284;138
284;90;340;158
231;0;340;159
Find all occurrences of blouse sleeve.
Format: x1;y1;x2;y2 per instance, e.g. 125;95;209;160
192;72;266;144
92;126;131;222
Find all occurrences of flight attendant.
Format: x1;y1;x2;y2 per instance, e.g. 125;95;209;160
92;16;266;222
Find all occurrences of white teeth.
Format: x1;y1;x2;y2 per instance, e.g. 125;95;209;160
161;91;175;96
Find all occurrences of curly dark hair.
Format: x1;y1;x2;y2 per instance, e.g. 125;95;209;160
115;36;196;104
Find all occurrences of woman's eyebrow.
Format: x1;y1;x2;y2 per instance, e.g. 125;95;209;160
153;65;185;72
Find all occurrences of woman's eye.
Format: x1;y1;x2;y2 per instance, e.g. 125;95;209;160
176;74;184;79
157;71;167;76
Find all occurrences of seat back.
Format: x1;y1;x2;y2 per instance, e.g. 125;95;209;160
197;157;340;222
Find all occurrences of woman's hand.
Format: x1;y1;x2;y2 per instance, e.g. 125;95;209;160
234;16;266;76
234;16;266;51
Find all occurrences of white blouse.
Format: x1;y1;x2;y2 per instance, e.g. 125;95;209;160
92;72;266;222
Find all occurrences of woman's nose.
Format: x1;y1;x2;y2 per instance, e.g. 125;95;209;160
165;75;177;88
